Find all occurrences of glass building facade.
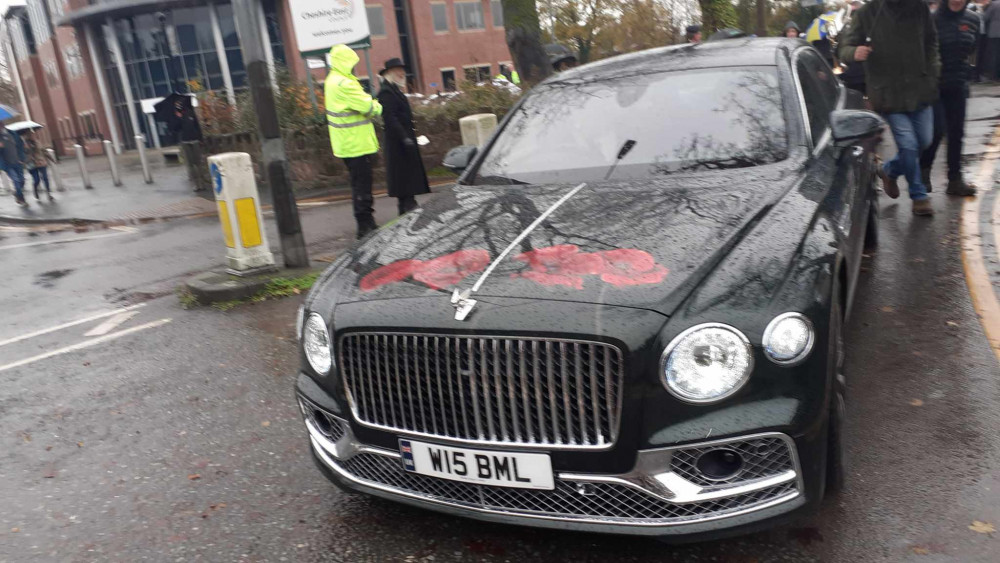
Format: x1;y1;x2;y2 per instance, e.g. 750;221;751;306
94;0;286;147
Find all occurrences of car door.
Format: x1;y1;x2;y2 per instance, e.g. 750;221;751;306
794;48;867;309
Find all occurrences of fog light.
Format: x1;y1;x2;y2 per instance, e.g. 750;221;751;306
763;312;814;366
695;448;744;481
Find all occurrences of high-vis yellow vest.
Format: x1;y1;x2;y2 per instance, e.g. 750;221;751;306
325;45;382;159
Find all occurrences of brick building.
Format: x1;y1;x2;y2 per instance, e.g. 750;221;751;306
1;0;512;153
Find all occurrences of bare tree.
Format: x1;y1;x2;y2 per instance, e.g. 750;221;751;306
501;0;552;85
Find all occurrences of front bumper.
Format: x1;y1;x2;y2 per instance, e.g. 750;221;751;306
297;391;814;538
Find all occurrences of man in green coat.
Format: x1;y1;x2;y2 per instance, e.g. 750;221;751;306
839;0;942;216
325;44;383;238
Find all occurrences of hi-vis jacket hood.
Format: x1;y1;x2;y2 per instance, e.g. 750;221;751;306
325;44;382;158
329;44;360;78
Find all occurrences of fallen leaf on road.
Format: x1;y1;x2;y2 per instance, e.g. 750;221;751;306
261;421;271;427
969;520;996;534
881;306;895;313
45;446;52;451
11;527;19;533
82;362;90;367
910;399;924;407
43;471;56;479
188;474;201;481
911;546;930;555
76;442;83;448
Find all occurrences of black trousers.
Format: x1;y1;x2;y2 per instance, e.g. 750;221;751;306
343;155;375;228
920;85;968;181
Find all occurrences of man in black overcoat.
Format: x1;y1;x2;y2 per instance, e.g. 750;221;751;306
376;58;430;215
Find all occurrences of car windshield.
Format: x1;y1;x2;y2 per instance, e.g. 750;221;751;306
473;67;788;185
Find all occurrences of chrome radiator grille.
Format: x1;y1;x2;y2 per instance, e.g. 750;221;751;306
340;333;624;448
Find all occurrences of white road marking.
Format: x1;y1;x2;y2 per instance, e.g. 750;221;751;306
0;303;146;349
0;226;137;251
84;310;139;337
0;318;172;374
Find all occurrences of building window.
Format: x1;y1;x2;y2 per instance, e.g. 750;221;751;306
431;3;448;33
440;68;455;91
366;5;385;37
44;60;60;88
490;0;503;27
455;1;485;31
463;64;490;83
26;0;51;45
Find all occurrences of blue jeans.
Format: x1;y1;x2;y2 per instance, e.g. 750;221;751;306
883;106;934;201
5;164;25;201
29;166;49;196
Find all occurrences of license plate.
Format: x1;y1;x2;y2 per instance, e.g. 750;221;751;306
399;439;554;490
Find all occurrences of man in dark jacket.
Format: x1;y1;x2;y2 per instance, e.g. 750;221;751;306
376;58;430;215
0;126;27;207
919;0;979;195
840;0;942;216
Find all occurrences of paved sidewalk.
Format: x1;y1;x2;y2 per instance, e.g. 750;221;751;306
0;148;214;224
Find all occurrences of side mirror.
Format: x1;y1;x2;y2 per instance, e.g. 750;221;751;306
830;109;885;145
443;145;478;172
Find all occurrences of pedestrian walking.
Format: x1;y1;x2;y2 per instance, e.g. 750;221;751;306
686;25;702;43
985;0;1000;78
376;58;430;216
0;125;27;207
919;0;980;196
839;0;942;216
325;44;383;239
23;130;53;202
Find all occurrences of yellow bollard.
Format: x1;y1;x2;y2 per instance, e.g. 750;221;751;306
208;152;276;274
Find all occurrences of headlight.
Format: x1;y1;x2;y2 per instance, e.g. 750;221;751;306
662;323;753;403
762;312;814;365
303;312;333;375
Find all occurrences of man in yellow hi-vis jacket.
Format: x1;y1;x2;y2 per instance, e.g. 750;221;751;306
325;44;383;238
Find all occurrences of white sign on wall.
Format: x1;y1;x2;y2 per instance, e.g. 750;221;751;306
288;0;371;55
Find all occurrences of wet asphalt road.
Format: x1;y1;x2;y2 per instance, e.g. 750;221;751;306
2;141;1000;561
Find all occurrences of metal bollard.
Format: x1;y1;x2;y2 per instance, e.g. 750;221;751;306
74;144;92;189
104;140;121;186
135;135;152;184
46;148;65;191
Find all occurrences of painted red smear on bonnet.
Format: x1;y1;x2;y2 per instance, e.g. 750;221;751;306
594;248;669;287
359;259;421;291
512;245;604;289
412;249;492;290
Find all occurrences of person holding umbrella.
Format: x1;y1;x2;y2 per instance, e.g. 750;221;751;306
376;58;430;216
0;104;27;206
23;129;53;202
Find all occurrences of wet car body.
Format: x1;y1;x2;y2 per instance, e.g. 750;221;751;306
295;38;881;540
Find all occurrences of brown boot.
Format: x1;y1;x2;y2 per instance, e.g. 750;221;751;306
877;167;900;199
912;199;934;216
945;179;977;196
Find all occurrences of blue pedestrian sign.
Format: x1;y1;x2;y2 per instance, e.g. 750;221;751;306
211;163;223;195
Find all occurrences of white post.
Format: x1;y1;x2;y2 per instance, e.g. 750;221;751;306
136;135;152;184
45;148;65;191
104;140;121;186
105;19;141;146
74;144;92;189
145;114;162;149
85;23;121;154
208;152;276;274
209;3;236;104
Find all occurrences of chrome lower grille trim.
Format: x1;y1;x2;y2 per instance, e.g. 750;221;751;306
339;333;625;450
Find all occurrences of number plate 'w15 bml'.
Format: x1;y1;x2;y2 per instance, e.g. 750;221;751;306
399;439;554;490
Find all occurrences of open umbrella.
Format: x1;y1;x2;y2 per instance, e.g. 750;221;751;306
5;120;43;132
153;92;195;122
0;103;21;121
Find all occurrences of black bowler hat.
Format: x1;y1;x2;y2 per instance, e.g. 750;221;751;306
379;57;406;75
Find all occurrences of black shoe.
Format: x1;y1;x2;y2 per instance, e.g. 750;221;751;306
921;167;932;193
47;194;54;202
15;197;27;207
946;179;977;196
356;219;379;240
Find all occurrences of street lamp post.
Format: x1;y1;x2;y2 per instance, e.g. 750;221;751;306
231;0;309;268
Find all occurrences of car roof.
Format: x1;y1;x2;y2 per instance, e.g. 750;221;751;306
549;37;798;84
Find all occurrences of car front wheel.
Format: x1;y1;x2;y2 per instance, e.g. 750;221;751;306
825;288;847;494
